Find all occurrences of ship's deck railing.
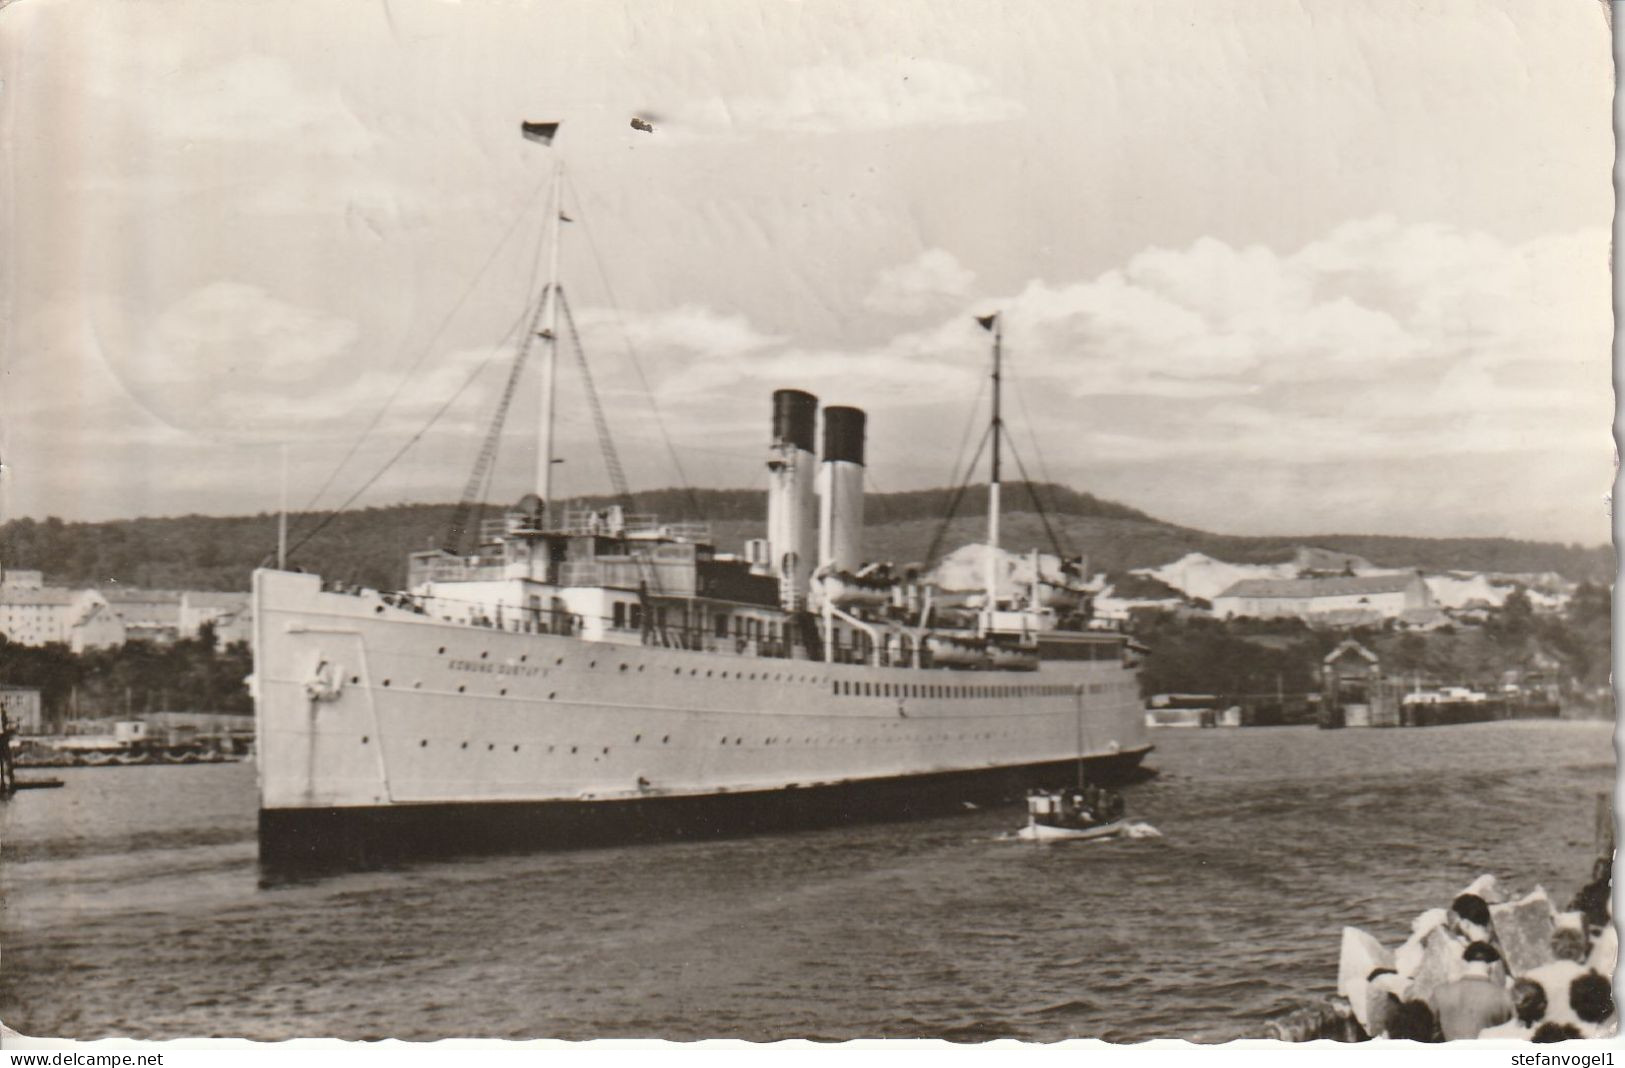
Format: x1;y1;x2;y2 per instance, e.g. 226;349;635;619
475;511;711;542
481;516;521;543
407;557;508;585
558;510;710;540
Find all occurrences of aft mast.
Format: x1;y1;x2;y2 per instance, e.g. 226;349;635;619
523;121;565;530
978;312;1002;627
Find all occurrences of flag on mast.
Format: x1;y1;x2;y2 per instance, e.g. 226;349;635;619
521;121;560;145
975;313;999;332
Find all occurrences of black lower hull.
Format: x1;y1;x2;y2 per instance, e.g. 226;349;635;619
259;746;1153;872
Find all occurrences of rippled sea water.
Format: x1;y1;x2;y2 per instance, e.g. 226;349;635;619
1;721;1614;1042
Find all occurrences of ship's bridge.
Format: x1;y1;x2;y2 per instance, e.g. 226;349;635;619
406;506;716;591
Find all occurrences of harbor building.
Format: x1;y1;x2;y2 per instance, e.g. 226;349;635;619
0;685;44;734
1212;572;1434;623
0;567;253;651
69;600;128;652
180;592;252;648
0;583;110;646
101;590;183;644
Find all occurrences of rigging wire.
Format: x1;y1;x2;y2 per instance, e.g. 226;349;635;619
273;303;534;564
563;170;703;521
459;177;566;550
921;421;993;569
1004;345;1070;538
293;168;559;521
451;286;553;554
1000;424;1072;563
558;286;633;506
916;366;990;569
911;373;988;562
941;373;988;499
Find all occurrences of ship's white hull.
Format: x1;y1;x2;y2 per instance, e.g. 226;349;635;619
252;569;1151;862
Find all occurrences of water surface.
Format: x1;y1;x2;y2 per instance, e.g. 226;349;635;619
1;721;1613;1041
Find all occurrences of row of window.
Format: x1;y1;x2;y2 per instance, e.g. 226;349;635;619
832;679;1085;700
361;729;1020;753
606;601;788;643
415;645;1129;697
362;734;668;753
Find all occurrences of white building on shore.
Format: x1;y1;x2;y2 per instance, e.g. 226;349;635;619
0;569;251;650
1212;572;1435;623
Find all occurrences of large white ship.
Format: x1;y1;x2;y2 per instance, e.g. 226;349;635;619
252;127;1150;865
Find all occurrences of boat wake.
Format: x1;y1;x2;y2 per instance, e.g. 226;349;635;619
994;820;1161;843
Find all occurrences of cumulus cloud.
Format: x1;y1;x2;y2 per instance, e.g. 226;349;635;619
992;218;1608;419
562;216;1608;538
8;217;1606;538
865;249;976;316
575;304;784;361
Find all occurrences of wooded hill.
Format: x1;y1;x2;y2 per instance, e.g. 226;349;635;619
2;483;1611;592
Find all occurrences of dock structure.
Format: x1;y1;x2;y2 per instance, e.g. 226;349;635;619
1319;639;1564;729
1320;641;1402;727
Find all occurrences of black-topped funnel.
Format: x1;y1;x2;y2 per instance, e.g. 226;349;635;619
822;407;866;466
772;390;819;453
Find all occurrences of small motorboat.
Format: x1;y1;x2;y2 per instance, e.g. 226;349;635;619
1015;784;1128;842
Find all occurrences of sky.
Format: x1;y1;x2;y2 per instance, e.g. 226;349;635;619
0;0;1615;545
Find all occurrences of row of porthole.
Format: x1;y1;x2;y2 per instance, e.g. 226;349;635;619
367;667;824;691
421;645;831;685
432;645;569;668
360;734;674;750
355;730;1010;752
367;677;560;700
717;732;1012;747
676;666;825;683
414;645;1101;694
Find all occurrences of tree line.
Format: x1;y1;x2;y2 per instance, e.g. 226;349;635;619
2;483;1611;594
1132;582;1613;703
1;624;253;727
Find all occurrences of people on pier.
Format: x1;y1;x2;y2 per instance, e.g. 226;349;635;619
1568;857;1612;935
1567;971;1615;1037
1432;942;1513;1039
1328;865;1620;1043
1550;925;1589;964
1448;893;1494;945
1531;1022;1582;1042
1385;999;1441;1042
1477;978;1548;1039
1363;968;1406;1039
